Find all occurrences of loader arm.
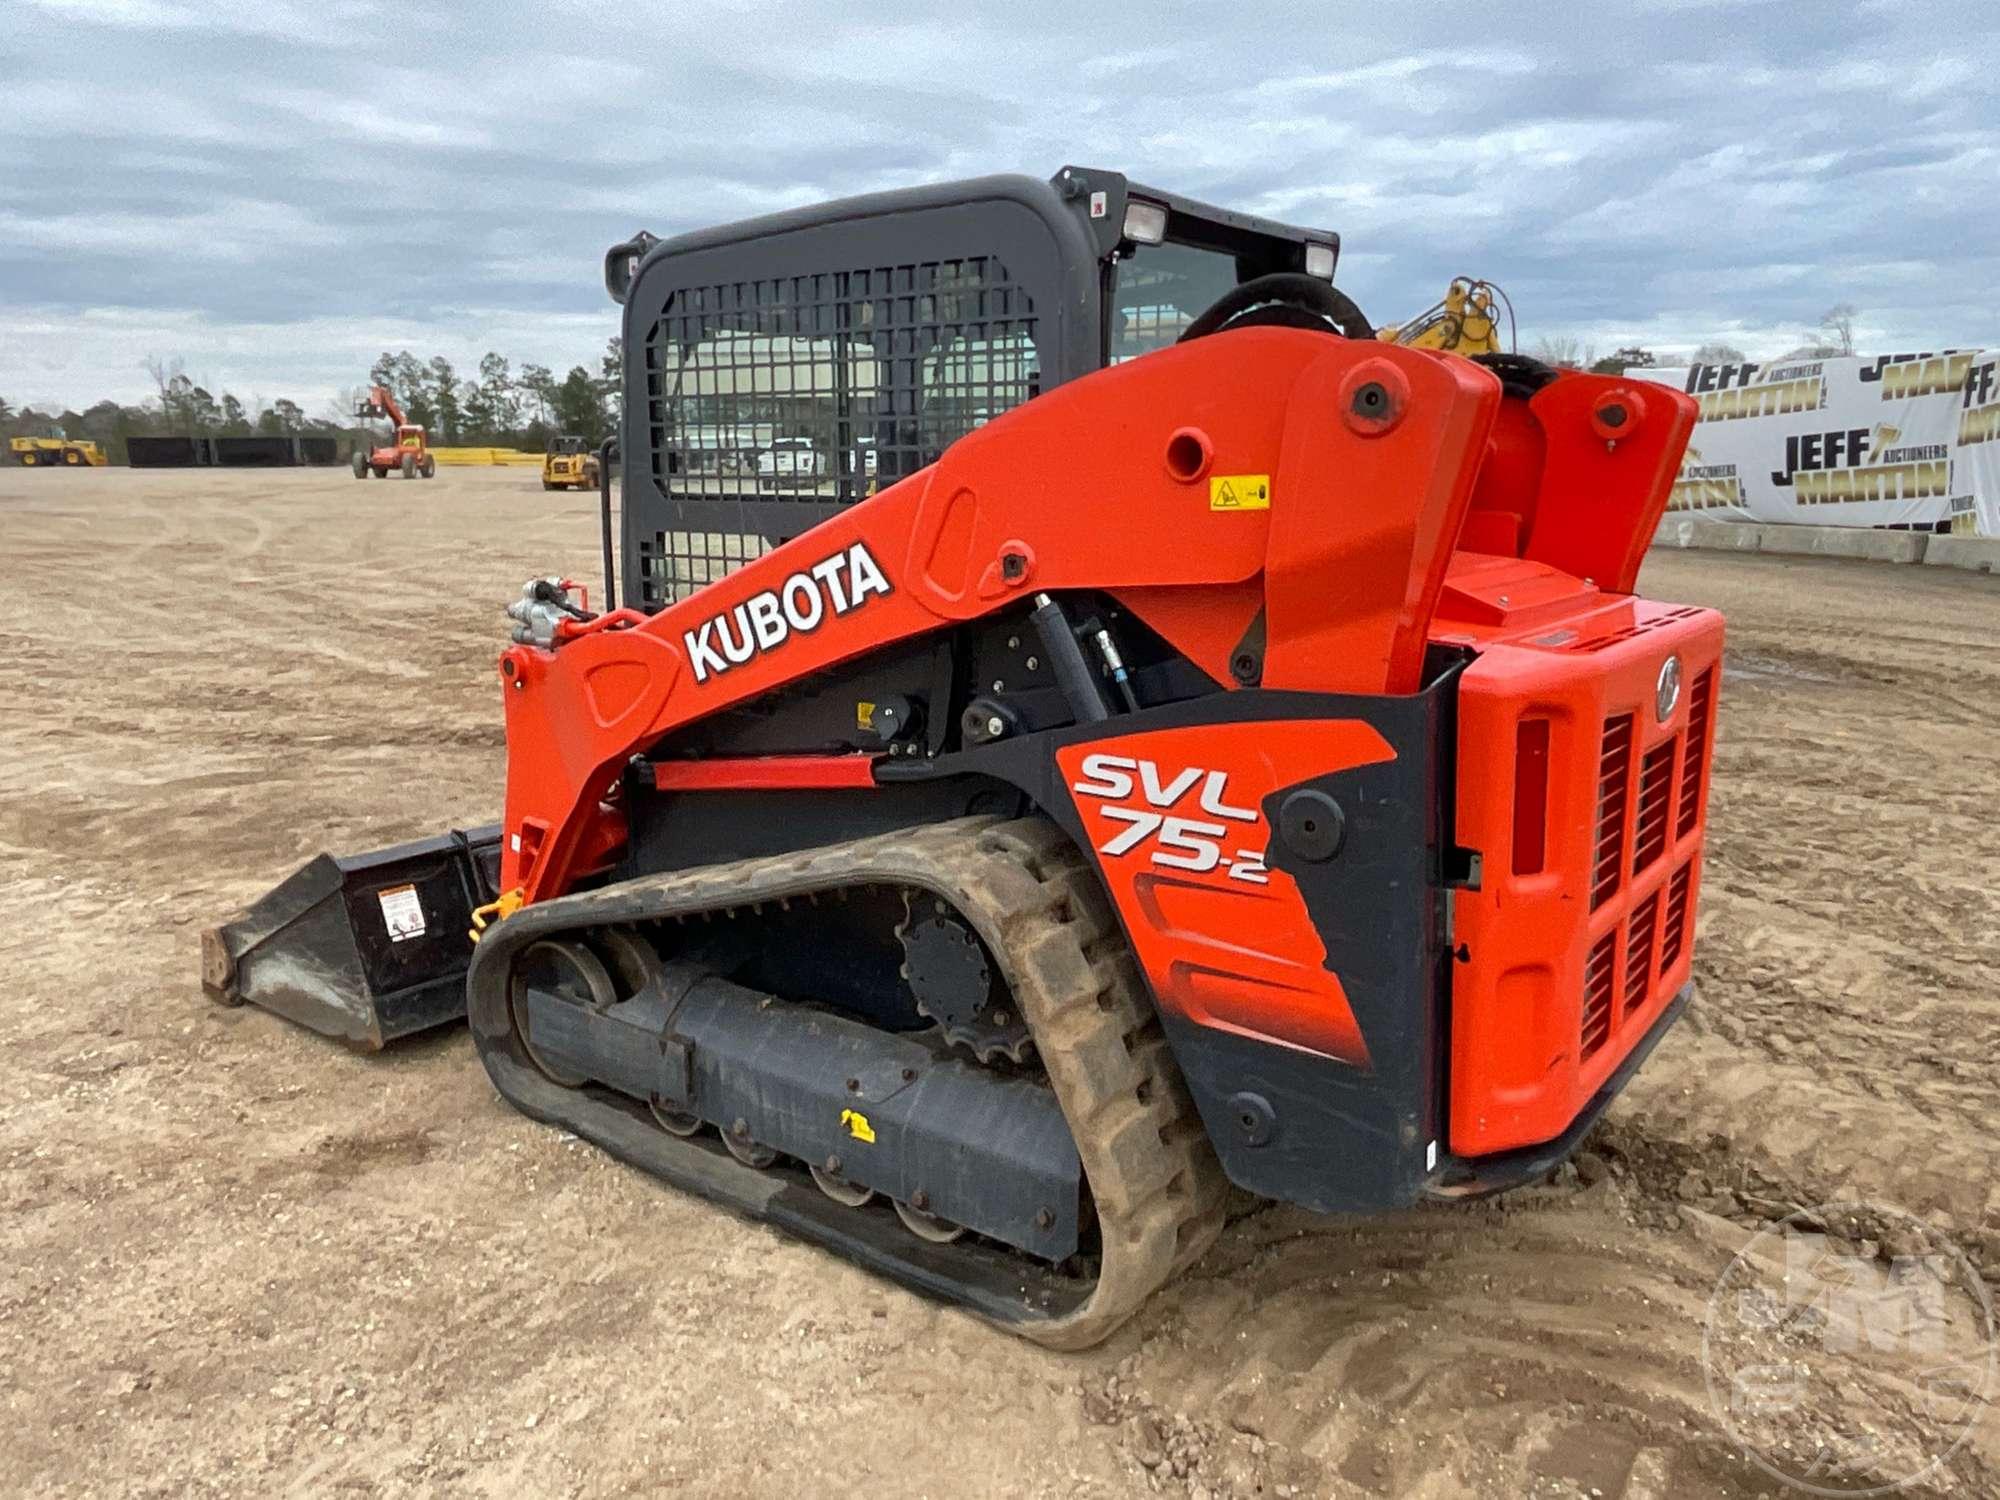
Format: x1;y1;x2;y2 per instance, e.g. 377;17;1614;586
497;330;1503;906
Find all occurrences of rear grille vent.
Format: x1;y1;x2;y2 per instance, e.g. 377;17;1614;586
1581;931;1618;1060
1678;666;1715;838
1623;892;1658;1018
1575;664;1715;1071
1633;740;1676;875
1567;606;1705;652
1660;863;1693;970
1591;715;1634;910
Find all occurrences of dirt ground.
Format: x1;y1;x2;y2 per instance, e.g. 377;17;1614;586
2;467;1995;1498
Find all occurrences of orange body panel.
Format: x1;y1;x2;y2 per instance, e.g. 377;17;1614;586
1438;555;1723;1154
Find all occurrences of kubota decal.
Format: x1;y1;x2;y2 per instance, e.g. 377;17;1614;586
683;541;892;684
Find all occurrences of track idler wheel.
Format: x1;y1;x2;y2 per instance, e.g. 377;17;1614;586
589;928;706;1136
591;927;659;995
509;938;617;1087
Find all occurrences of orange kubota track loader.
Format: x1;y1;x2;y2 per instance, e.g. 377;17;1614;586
204;168;1721;1347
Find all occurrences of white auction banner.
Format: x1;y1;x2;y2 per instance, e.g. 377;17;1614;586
1630;352;1988;535
1958;352;2000;537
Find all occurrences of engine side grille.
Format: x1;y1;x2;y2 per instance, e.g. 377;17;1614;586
1660;863;1693;970
1580;690;1708;1068
1580;930;1618;1060
1591;715;1634;910
1623;891;1658;1018
1633;739;1676;875
1678;665;1715;838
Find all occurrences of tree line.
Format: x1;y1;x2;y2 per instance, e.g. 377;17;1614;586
2;302;1870;463
2;338;623;464
362;339;622;448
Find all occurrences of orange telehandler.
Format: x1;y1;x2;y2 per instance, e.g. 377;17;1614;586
350;385;436;479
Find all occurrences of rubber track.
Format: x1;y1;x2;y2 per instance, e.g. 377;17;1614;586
474;815;1228;1349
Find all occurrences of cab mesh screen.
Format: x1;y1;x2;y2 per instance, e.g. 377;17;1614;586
638;258;1040;605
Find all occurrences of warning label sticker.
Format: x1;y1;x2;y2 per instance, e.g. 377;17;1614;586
377;883;426;943
1209;474;1271;511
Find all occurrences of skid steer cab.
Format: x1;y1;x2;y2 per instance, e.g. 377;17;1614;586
205;165;1721;1349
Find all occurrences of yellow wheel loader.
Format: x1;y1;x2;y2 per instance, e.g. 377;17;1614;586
10;430;109;467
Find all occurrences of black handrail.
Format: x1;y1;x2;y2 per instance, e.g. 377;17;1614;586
596;435;619;612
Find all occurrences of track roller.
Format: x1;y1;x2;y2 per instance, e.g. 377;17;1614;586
894;1198;965;1244
811;1164;875;1207
649;1101;704;1136
722;1121;777;1167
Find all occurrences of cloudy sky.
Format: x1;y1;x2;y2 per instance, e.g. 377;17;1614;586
3;0;1995;413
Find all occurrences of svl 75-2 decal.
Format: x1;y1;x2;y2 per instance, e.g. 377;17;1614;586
1054;721;1400;1067
1068;754;1268;882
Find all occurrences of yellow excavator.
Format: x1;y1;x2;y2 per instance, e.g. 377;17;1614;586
1376;277;1514;356
10;428;109;467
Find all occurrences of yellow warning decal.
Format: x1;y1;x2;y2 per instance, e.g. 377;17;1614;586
839;1108;876;1143
855;699;876;730
1209;474;1271;511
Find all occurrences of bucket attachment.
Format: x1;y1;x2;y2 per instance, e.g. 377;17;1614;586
201;826;501;1050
